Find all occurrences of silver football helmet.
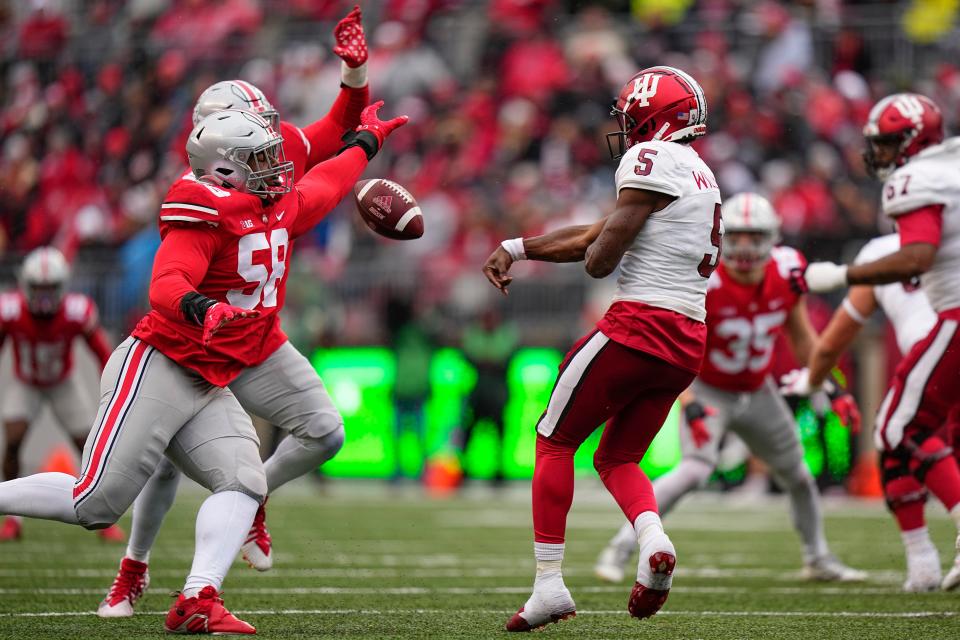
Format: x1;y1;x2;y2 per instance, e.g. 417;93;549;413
20;246;70;316
187;110;293;197
193;80;280;130
720;192;781;272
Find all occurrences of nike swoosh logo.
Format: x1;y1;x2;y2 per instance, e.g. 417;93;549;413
276;210;285;221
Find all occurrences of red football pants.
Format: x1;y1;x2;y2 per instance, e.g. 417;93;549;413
532;330;695;544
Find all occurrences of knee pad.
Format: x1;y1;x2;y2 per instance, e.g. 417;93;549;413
74;495;120;530
904;435;953;482
316;425;345;461
772;461;814;492
155;456;181;482
185;437;268;503
294;406;344;442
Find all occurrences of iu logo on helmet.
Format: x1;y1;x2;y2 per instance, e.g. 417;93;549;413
627;74;660;108
373;195;393;213
892;95;925;125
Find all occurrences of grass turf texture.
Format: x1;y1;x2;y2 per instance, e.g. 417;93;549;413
0;481;956;639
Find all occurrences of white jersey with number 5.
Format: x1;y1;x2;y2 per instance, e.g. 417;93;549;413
881;137;960;312
854;234;937;354
612;140;722;322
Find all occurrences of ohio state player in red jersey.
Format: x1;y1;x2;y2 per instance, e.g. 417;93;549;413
0;97;407;633
0;247;123;543
595;193;863;585
795;92;960;592
484;66;718;630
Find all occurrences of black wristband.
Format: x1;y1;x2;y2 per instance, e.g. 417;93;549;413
180;292;217;326
683;401;708;424
338;130;379;160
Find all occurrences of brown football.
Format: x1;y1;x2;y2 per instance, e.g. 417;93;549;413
353;178;423;240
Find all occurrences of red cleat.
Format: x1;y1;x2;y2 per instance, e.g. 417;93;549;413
164;586;255;635
0;516;21;541
505;607;576;632
97;524;126;543
628;551;676;619
240;499;272;571
98;557;149;618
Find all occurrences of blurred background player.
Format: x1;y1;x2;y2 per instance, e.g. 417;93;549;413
803;232;958;591
794;92;960;596
454;306;517;486
96;6;374;618
483;66;718;630
594;193;864;584
0;246;121;542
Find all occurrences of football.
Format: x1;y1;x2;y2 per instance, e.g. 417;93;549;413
353;178;424;240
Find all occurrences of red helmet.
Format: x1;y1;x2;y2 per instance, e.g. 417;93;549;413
606;66;708;159
863;93;943;179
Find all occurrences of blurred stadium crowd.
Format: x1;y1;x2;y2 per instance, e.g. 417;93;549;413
0;0;957;350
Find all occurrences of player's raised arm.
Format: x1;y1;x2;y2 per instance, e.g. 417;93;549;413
807;285;876;389
297;5;371;167
292;101;407;236
784;298;817;365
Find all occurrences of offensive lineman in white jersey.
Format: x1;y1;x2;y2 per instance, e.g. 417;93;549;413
805;234;960;591
792;92;960;591
483;66;721;630
594;193;864;585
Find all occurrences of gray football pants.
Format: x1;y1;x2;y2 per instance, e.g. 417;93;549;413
73;337;266;529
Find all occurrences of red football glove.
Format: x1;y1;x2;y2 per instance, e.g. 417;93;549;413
356;100;409;147
830;392;862;434
788;266;809;295
684;401;716;449
202;303;260;347
333;5;368;68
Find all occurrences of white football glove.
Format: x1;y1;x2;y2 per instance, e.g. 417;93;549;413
803;262;849;293
780;368;831;415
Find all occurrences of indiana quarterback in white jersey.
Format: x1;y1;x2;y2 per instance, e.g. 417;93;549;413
595;193;864;586
795;92;960;593
806;234;960;591
483;66;719;631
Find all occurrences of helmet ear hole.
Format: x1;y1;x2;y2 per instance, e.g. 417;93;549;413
216;168;234;177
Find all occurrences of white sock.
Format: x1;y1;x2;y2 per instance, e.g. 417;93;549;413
263;430;341;493
126;459;182;563
0;473;79;524
901;527;936;556
182;491;259;596
533;542;564;586
634;511;664;547
611;520;638;554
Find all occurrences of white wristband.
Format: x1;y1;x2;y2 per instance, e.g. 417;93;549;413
841;297;868;324
501;238;526;261
340;61;368;88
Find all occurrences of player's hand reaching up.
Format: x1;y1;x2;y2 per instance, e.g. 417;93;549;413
356;101;409;146
333;5;368;68
202;303;260;347
483;246;514;295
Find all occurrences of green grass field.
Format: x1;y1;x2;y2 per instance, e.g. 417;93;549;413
0;480;957;639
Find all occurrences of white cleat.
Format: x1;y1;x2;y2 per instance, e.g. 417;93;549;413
505;574;576;632
240;500;272;571
941;534;960;591
802;554;867;582
628;530;676;619
97;557;149;618
594;545;631;583
904;547;942;592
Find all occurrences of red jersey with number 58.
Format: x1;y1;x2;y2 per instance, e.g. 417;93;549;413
698;246;806;392
0;291;102;386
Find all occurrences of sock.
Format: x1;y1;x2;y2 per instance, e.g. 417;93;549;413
596;461;657;524
902;526;937;556
778;466;829;561
126;458;182;563
633;510;664;547
884;475;926;532
182;491;259;596
264;429;343;493
651;458;713;517
915;437;960;512
531;436;575;545
0;473;79;524
611;520;638;554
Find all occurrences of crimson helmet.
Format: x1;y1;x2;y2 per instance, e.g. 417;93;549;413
863;93;943;179
607;66;708;159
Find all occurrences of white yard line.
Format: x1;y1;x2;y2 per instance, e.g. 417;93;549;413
0;608;955;619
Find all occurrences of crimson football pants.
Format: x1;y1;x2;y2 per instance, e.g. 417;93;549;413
532;330;694;544
877;310;960;523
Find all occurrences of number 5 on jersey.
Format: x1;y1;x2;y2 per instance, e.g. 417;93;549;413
698;203;723;278
228;229;288;310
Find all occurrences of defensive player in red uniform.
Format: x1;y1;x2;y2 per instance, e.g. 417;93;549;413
96;7;373;617
0;98;407;633
484;66;719;630
0;247;123;543
594;193;863;584
794;93;960;592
